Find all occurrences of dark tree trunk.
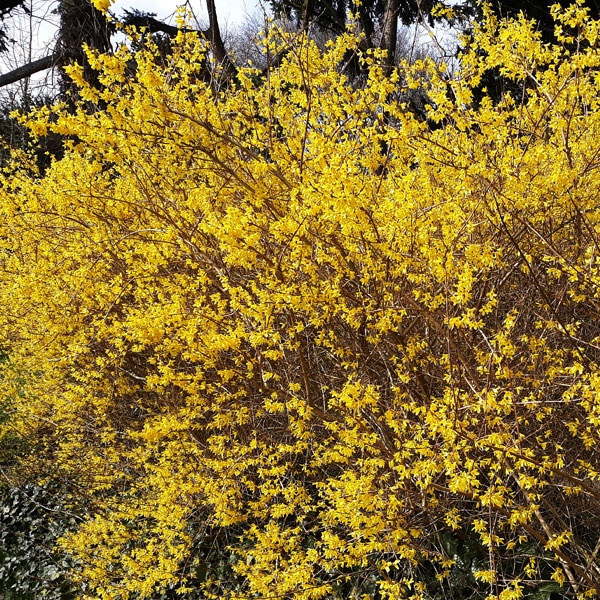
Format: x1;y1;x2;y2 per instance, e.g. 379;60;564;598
380;0;400;71
57;0;112;94
206;0;231;69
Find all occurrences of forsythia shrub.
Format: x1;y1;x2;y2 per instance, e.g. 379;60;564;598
2;4;600;599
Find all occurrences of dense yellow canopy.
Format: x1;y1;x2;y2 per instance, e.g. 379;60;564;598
2;5;600;598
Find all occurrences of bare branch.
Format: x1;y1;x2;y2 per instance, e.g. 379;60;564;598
0;52;57;88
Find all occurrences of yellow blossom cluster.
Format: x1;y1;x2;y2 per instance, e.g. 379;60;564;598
2;4;600;598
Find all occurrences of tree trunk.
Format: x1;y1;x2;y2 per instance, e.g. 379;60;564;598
357;2;374;48
206;0;231;69
380;0;400;71
57;0;112;95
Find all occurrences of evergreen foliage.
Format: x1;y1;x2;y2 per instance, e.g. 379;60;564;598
0;484;78;600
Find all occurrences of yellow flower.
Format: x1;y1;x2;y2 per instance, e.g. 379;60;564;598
91;0;111;12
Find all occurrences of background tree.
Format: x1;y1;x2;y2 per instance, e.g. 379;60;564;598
56;0;112;93
0;0;235;91
463;0;600;104
486;0;600;39
0;0;29;52
267;0;474;67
